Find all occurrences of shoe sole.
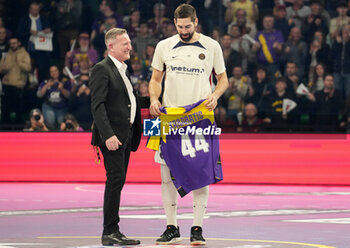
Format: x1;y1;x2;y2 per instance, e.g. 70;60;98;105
102;240;140;246
190;240;206;246
156;237;182;245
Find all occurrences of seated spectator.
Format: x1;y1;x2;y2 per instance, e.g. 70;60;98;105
17;2;52;82
0;27;8;60
281;27;308;78
329;1;350;41
92;16;117;58
132;22;158;61
138;80;149;97
286;0;311;28
306;74;344;131
308;63;327;93
130;57;146;90
247;66;273;113
23;108;48;131
91;0;123;41
60;113;83;131
229;25;254;74
116;0;136;17
307;30;331;76
274;5;294;41
0;17;12;39
65;32;98;76
340;91;350;131
225;0;259;26
331;24;350;98
302;0;330;43
237;103;264;132
147;3;171;37
227;8;257;38
262;77;298;132
141;44;155;80
284;61;300;96
252;15;284;79
125;9;141;40
220;33;242;77
224;65;251;121
0;37;31;125
37;65;72;129
55;0;82;63
68;73;92;130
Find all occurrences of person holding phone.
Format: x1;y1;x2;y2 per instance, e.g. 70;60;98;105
23;108;48;131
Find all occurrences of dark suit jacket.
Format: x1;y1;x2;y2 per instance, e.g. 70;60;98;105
90;56;142;152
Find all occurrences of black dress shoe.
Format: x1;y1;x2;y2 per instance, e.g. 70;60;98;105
101;231;141;246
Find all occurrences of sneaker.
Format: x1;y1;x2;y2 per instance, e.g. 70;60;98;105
190;226;206;246
156;225;182;245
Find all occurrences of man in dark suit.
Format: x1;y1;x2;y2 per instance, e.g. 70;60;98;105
89;28;142;246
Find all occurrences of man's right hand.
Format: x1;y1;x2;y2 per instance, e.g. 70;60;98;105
105;135;122;151
149;99;162;117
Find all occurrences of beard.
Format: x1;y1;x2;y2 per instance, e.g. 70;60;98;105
179;31;194;42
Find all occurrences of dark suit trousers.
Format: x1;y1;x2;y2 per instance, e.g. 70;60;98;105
100;130;132;235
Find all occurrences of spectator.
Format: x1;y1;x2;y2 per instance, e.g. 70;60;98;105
92;16;118;58
252;15;284;79
0;17;12;40
91;0;123;41
129;56;146;90
68;73;92;130
307;30;331;76
0;37;31;124
116;0;136;17
329;1;350;41
37;65;72;129
0;27;8;60
340;91;350;131
237;103;264;132
307;74;344;131
220;33;242;77
308;63;327;93
125;9;141;40
147;3;171;37
301;0;329;43
60;113;83;131
132;22;158;61
225;0;259;26
141;43;155;81
274;5;294;41
227;8;257;38
23;108;48;131
247;66;273;113
55;0;82;63
138;80;149;97
229;24;255;73
262;77;298;132
331;24;350;97
284;61;300;96
224;65;250;121
17;1;52;82
281;27;308;78
65;32;98;76
286;0;311;28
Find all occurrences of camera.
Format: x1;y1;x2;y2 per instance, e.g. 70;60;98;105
65;122;74;130
33;114;41;121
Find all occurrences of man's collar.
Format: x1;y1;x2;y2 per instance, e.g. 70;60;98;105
108;54;127;71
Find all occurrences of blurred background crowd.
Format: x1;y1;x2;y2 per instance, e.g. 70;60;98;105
0;0;350;133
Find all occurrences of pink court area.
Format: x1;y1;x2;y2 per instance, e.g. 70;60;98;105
1;183;350;248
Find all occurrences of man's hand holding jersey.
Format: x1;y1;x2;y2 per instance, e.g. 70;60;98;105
150;99;162;117
205;94;218;110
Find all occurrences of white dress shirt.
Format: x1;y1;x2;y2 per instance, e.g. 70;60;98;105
108;54;136;124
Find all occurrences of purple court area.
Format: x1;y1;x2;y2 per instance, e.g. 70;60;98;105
0;183;350;248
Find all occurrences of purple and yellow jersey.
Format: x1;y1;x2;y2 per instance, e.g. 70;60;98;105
147;99;223;197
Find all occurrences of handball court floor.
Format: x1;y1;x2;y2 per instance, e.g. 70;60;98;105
1;183;350;248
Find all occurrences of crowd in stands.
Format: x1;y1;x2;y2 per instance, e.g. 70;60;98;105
0;0;350;133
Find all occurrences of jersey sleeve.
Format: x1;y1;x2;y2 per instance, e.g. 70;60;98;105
151;41;165;72
213;41;226;75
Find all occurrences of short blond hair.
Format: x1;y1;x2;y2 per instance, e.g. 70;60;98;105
105;28;127;48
